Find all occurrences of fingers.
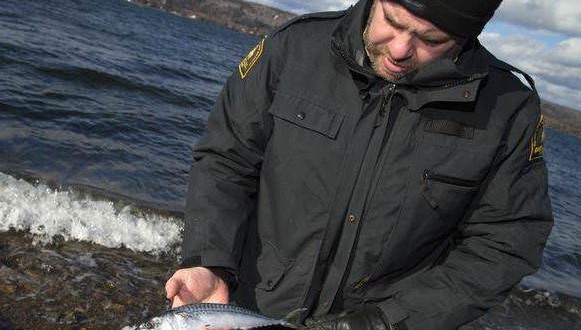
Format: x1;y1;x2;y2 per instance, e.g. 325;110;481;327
171;294;188;309
165;276;181;300
164;267;231;308
166;271;193;308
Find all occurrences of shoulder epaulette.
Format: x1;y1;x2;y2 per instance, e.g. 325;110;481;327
485;49;537;92
269;10;348;37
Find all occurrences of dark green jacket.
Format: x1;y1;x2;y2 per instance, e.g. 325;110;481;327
182;1;554;329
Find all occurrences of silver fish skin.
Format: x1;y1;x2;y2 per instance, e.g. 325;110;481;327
123;303;296;330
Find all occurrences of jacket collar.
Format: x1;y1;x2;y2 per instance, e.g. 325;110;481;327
330;0;376;80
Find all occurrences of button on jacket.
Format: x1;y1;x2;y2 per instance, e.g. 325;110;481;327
181;1;554;329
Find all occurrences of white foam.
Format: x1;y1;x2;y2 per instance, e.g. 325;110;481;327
0;172;182;255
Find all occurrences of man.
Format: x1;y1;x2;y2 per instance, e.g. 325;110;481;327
165;0;554;329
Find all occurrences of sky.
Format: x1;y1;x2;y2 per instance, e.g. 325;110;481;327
248;0;581;111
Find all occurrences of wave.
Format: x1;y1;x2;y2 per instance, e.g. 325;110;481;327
0;10;21;20
0;171;182;255
35;64;199;108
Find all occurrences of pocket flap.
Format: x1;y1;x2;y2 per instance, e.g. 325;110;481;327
256;241;292;291
269;93;344;139
256;266;285;291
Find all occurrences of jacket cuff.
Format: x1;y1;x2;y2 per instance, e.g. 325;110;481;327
179;254;239;292
180;256;203;269
208;267;239;292
180;251;238;272
377;299;409;326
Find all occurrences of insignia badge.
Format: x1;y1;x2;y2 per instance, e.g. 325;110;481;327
424;119;475;139
238;38;265;79
529;115;545;161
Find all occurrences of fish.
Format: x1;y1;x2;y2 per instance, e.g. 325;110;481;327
122;303;298;330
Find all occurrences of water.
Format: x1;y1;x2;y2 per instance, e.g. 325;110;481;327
524;131;581;299
0;0;249;212
0;0;580;329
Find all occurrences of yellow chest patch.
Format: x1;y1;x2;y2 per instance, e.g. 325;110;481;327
239;38;265;79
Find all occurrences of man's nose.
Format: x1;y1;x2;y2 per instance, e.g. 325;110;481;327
388;32;414;61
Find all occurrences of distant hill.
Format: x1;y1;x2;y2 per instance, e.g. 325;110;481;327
129;0;297;36
541;101;581;137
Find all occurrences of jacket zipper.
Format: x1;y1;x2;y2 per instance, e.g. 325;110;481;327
375;83;396;126
350;84;397;293
423;170;478;188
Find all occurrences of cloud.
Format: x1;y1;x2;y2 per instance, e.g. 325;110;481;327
495;0;581;37
552;38;581;67
480;33;581;109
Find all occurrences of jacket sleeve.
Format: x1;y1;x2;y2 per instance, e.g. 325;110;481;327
181;33;285;274
377;93;554;329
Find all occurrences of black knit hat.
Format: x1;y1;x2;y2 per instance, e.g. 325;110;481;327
393;0;503;38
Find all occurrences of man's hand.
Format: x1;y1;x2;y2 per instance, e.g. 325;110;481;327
302;305;395;330
165;267;229;308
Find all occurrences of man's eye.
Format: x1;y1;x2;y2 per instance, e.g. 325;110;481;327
385;15;405;30
422;38;447;46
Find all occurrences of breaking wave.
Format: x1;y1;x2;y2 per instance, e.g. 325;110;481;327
0;171;182;254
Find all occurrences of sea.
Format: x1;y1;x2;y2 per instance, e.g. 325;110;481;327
0;0;579;329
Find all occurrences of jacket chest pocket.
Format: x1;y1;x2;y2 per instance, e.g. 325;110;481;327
268;93;344;140
421;170;479;223
411;116;494;223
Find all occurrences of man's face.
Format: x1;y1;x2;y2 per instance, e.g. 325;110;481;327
364;0;463;81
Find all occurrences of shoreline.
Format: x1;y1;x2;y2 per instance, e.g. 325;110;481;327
128;0;297;36
542;101;581;137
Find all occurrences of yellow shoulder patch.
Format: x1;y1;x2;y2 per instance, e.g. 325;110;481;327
238;38;265;79
529;115;545;161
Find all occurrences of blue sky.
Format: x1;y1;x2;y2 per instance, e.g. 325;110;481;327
248;0;581;111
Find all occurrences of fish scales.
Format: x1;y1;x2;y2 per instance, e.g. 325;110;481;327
124;303;296;330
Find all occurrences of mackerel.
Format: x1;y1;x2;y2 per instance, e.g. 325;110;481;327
123;303;297;330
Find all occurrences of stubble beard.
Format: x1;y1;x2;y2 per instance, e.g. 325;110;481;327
363;1;418;82
364;37;417;82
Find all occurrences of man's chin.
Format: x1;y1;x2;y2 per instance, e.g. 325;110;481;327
369;58;408;81
376;68;404;82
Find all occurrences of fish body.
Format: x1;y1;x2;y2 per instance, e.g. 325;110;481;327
124;303;296;330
